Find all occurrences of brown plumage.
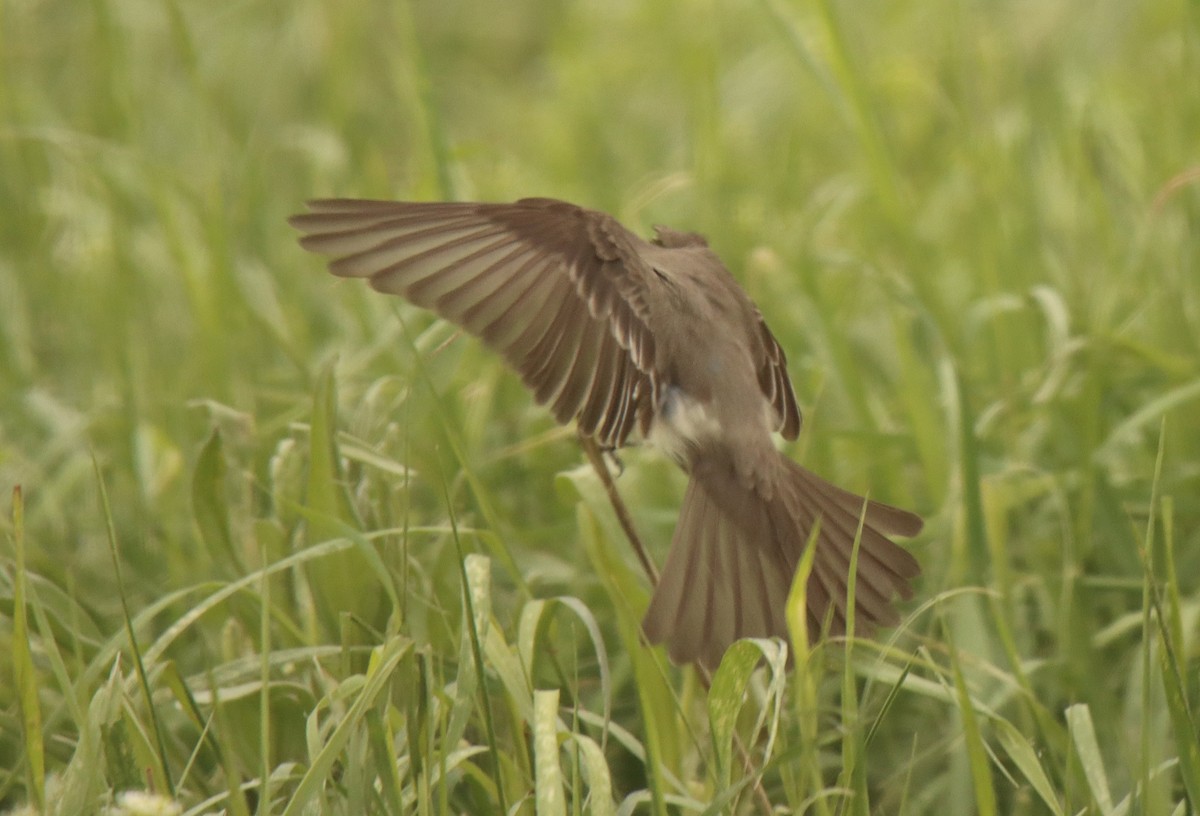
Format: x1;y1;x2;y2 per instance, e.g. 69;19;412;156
290;196;922;670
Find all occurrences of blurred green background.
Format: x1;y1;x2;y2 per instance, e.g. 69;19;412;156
1;0;1198;813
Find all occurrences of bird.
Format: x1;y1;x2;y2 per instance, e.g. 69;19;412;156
289;196;922;670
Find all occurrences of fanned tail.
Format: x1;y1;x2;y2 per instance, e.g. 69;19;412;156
642;451;922;670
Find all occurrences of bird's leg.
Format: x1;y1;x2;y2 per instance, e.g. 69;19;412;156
577;433;659;586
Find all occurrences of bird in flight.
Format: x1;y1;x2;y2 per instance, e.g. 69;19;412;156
290;196;922;670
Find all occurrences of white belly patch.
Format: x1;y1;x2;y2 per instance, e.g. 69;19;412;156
647;387;723;465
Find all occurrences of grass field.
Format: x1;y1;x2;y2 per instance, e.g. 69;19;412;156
2;0;1198;813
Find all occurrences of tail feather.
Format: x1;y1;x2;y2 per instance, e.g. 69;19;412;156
797;465;924;539
788;473;915;621
642;451;922;669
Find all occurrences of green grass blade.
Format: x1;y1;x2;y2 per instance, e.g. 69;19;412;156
993;717;1065;816
191;427;243;573
56;662;125;815
1066;704;1114;816
304;360;381;630
574;503;672;816
840;509;869;816
947;629;997;816
367;708;405;816
1146;485;1200;806
953;368;990;586
485;611;535;726
518;596;613;743
93;454;176;798
564;731;616;816
142;538;361;666
398;314;530;596
1095;377;1200;465
534;688;567;816
446;477;508;814
707;639;765;790
10;486;45;810
257;536;272;816
279;636;409;816
785;522;827;815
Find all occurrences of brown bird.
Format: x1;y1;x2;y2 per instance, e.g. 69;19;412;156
289;197;922;670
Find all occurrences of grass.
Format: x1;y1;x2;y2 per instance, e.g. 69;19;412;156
1;0;1198;813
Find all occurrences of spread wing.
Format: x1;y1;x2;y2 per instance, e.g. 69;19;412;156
289;197;661;448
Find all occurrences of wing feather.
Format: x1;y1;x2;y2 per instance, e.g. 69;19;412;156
755;314;802;439
290;198;661;448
